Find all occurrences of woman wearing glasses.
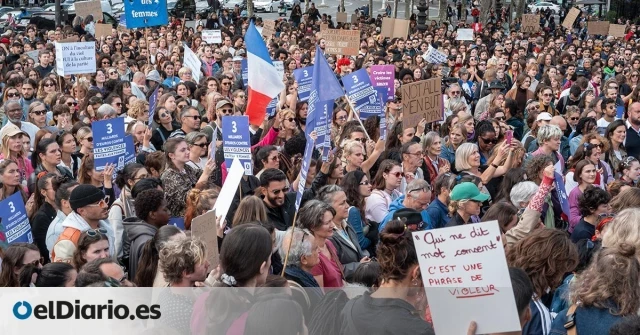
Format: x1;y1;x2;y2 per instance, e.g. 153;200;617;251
331;108;349;145
341;171;376;256
150;106;180;151
366;160;403;224
185;132;209;171
275;109;300;147
77;155;115;208
72;229;110;270
446;182;489;227
254;146;280;180
28;102;57;133
0;243;42;287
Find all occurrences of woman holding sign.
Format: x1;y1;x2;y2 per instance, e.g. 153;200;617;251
161;138;217;218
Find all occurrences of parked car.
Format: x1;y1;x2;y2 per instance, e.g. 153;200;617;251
253;0;277;13
223;0;246;11
528;1;560;13
168;0;196;20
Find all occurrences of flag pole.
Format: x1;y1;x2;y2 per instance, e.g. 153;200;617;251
280;137;315;276
344;96;371;141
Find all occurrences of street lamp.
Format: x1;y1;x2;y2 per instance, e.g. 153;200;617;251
416;0;427;31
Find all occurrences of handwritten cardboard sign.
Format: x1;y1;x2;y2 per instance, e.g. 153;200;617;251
608;24;626;38
261;20;275;38
413;221;521;335
336;12;347;23
94;23;112;39
323;29;359;56
521;14;540;33
401;78;442;129
381;17;409;39
75;0;103;22
191;209;220;270
562;7;580;29
587;21;610;36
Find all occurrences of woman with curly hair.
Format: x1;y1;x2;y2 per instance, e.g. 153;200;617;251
184;188;219;231
550;243;640;334
570;186;611;243
507;229;578;335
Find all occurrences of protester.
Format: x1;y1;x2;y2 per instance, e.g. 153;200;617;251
35;262;76;287
71;230;110;270
0;243;41;287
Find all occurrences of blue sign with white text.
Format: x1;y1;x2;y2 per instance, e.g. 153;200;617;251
342;69;383;120
222;116;252;175
267;97;278;117
0;192;32;246
124;0;169;29
554;172;570;217
295;134;315;210
293;66;314;101
93;118;126;171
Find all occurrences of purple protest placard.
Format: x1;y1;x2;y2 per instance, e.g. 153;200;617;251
370;65;395;102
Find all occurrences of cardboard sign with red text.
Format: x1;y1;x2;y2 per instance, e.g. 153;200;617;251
412;221;520;335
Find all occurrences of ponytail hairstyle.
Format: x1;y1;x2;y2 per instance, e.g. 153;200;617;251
30;173;63;221
133;225;183;287
184;188;220;230
215;223;272;288
377;219;419;283
114;163;146;189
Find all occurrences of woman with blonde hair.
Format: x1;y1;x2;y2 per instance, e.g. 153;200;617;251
275;109;300;147
184;188;219;230
126;99;150;125
441;123;467;165
0;125;33;188
342;139;367;174
454;142;482;177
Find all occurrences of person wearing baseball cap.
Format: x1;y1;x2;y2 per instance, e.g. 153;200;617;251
201;99;233;144
445;182;489;227
392;208;425;232
51;184;115;263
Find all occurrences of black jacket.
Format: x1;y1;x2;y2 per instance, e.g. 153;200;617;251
123;218;158;279
329;223;365;281
31;202;57;263
265;192;297;231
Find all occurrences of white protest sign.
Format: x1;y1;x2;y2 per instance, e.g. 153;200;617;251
212;158;244;221
423;45;447;64
412;221;521;335
183;44;202;83
54;42;96;76
26;50;39;63
202;30;222;44
456;28;474;40
273;60;285;79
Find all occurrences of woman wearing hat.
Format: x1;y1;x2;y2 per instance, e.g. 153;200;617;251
0;124;33;189
445;182;489;227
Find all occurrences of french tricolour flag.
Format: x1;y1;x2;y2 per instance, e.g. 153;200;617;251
245;21;285;125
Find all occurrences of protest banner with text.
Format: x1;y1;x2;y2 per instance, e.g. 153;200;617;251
55;42;96;76
413;221;521;335
124;0;168;28
521;14;540;33
401;78;442;129
323;29;360;56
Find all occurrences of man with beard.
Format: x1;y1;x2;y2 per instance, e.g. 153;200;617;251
260;168;296;231
170;106;201;139
2;100;38;149
19;78;38;120
444;83;470;118
626;102;640;159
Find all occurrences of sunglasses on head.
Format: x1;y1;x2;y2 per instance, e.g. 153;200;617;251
87;228;108;236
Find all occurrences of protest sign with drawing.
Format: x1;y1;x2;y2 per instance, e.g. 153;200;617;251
413;221;521;335
323;29;360;56
562;7;580;29
521;14;540;33
55;42;96;76
401;78;442;129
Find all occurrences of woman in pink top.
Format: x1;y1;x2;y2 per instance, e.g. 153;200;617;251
0;125;34;193
297;199;345;288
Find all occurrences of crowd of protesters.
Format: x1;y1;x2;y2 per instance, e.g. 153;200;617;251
0;1;640;334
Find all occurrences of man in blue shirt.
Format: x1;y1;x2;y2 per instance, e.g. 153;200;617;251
380;179;432;231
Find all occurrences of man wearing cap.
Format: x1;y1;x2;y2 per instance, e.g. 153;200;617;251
51;184;115;263
5;41;22;65
392;208;426;232
202;99;233;143
380;179;432;231
474;80;505;120
1;100;38;149
445;182;489;227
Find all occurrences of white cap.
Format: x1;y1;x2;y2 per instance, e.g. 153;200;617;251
536;112;553;122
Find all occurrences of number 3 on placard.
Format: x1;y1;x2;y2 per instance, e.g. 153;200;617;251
232;121;237;133
106;123;113;134
303;70;308;77
8;201;15;213
352;75;358;84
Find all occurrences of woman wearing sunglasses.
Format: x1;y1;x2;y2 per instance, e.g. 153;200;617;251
185;132;209;171
0;243;42;287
